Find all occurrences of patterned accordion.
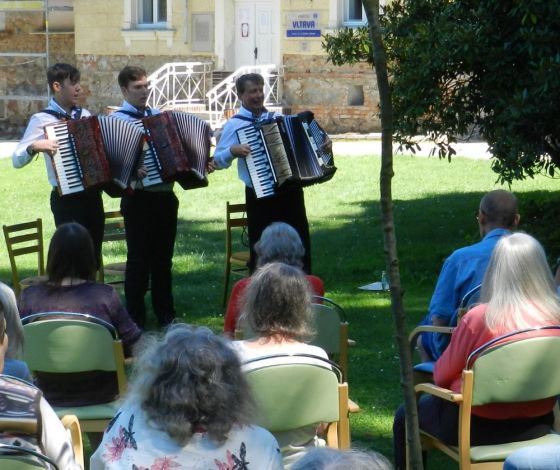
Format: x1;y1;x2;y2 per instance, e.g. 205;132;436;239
131;111;212;190
236;111;336;198
45;116;145;196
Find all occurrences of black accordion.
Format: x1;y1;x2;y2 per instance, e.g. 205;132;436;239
45;116;145;196
236;111;336;198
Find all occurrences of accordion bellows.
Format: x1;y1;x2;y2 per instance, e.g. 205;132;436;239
236;111;336;199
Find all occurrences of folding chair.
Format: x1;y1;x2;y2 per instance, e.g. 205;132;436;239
244;354;351;450
3;219;46;296
98;210;127;286
22;312;127;433
413;327;560;469
223;201;250;307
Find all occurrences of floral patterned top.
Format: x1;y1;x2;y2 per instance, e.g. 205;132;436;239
90;402;283;470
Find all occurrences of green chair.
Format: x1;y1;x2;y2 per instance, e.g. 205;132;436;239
409;285;481;385
22;313;127;433
310;296;350;381
413;327;560;469
244;354;351;449
0;444;59;469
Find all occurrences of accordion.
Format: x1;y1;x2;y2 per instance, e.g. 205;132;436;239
45;116;145;196
236;111;336;199
131;111;212;190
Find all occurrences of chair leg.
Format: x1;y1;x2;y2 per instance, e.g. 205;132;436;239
223;260;231;309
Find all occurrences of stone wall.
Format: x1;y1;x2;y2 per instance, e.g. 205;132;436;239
283;54;380;134
0;11;75;138
76;54;213;115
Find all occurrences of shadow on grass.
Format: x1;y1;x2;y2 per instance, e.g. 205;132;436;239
2;188;559;467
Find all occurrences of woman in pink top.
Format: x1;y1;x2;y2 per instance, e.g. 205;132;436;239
393;233;560;469
224;222;324;337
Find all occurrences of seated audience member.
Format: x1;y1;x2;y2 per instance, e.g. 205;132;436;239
18;222;141;355
90;324;282;470
393;233;560;470
0;308;82;469
224;222;324;337
418;189;519;361
291;447;392;470
18;222;141;406
503;445;560;469
232;262;330;467
0;282;32;381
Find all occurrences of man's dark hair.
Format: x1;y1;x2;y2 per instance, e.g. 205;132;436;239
479;189;519;228
46;223;97;286
235;73;264;96
47;63;80;92
118;65;147;88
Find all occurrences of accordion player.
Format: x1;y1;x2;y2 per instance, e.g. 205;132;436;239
128;110;212;191
44;116;145;196
235;111;336;199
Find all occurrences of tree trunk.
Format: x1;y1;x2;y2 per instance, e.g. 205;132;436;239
361;1;424;468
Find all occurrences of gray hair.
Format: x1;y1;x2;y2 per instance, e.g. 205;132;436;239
129;324;252;445
291;448;393;470
479;189;519;228
255;222;305;268
0;282;24;359
241;262;314;341
481;232;560;332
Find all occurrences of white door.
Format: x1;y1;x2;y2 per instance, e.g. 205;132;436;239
234;1;276;68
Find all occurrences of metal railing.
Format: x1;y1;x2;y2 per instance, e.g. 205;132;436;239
206;64;282;128
147;62;214;110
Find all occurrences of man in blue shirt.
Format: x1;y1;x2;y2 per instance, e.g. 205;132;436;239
12;63;104;265
419;189;520;361
213;73;329;273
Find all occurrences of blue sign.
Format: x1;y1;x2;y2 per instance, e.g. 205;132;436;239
286;12;321;38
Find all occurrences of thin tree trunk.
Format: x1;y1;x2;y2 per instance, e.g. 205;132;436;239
361;1;424;468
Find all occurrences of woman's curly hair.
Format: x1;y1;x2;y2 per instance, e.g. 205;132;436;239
129;324;253;446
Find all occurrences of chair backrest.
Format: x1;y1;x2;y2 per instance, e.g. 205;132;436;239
2;219;45;294
244;354;341;432
309;297;347;354
103;211;126;243
456;284;482;323
226;202;248;257
0;444;58;469
467;328;560;406
22;315;126;395
99;211;126;283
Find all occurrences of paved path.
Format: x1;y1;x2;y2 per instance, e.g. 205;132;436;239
1;137;492;160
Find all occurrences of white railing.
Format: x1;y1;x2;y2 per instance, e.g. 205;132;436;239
206;64;282;129
147;62;214;110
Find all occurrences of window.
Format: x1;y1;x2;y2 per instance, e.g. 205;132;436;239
342;0;386;26
122;0;174;47
139;0;167;26
344;0;366;25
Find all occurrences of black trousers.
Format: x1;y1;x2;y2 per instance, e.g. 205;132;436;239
245;183;311;274
50;189;104;267
120;190;178;328
392;395;554;470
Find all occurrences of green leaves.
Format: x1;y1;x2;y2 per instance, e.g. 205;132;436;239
322;0;560;184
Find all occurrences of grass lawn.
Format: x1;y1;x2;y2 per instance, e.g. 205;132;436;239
1;142;559;468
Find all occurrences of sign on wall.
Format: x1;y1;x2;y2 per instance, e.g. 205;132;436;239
286;11;320;38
